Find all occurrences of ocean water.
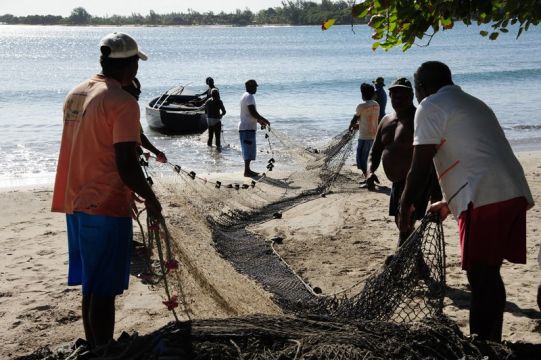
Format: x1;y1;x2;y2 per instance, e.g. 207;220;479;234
1;24;540;187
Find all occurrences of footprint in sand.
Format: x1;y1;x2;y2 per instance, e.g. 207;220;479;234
55;310;80;324
0;291;13;298
37;249;55;256
30;304;53;312
11;320;22;329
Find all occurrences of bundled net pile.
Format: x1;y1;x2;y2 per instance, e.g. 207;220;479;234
21;315;518;360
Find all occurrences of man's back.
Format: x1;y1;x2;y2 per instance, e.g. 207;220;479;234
205;98;224;119
239;91;257;130
415;84;533;215
355;100;379;140
52;75;141;217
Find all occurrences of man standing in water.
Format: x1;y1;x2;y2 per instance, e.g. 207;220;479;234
373;77;387;122
205;88;227;150
239;79;271;177
366;78;441;246
399;61;534;342
195;76;217;102
52;32;162;351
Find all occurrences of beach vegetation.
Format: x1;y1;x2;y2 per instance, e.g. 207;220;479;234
68;7;92;25
0;1;357;27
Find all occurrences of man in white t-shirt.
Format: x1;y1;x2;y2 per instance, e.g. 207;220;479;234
348;83;379;181
239;79;270;177
398;61;534;342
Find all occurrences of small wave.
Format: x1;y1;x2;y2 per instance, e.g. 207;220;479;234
456;68;541;83
511;124;541;130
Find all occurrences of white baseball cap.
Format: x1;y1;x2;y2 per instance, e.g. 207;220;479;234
99;32;147;61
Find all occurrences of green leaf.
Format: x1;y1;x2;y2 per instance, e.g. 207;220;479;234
402;42;413;51
480;30;489;37
352;4;368;18
371;41;381;51
441;17;452;27
500;28;508;33
489;32;499;40
479;12;488;23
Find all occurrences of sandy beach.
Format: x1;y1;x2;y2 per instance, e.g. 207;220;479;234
1;150;540;358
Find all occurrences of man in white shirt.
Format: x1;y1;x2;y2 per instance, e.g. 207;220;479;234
398;61;534;342
239;79;270;177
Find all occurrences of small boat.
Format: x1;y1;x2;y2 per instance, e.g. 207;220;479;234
145;85;208;134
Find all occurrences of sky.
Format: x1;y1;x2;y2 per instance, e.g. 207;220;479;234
1;0;294;17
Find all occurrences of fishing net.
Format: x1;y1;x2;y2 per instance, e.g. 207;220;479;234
19;315;523;360
20;128;522;360
138;127;447;324
311;212;446;322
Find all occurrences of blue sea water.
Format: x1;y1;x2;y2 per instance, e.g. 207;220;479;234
0;23;540;187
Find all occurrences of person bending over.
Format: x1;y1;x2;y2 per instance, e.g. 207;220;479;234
399;61;534;342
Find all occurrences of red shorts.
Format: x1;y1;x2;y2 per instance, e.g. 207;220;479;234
458;197;527;271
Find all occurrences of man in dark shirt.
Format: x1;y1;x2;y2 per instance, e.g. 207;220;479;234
373;77;387;122
196;77;217;101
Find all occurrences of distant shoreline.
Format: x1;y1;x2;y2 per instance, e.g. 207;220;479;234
0;23;317;27
0;2;361;27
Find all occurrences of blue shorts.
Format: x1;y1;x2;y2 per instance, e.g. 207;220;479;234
356;139;373;173
67;212;132;296
239;130;257;161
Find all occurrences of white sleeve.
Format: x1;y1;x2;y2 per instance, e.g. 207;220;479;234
246;94;256;106
413;101;446;145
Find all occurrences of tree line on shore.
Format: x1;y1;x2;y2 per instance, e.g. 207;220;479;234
0;0;364;26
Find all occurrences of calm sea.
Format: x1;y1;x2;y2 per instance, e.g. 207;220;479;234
1;24;540;187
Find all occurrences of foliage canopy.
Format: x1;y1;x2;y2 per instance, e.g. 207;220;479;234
352;0;541;51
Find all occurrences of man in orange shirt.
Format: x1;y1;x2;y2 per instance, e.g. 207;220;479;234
51;32;162;350
348;83;379;181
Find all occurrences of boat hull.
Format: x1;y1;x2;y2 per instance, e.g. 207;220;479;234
145;95;208;134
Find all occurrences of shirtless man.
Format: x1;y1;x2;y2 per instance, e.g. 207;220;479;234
366;77;440;245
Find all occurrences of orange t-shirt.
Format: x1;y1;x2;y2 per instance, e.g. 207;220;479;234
355;100;380;140
51;75;141;217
